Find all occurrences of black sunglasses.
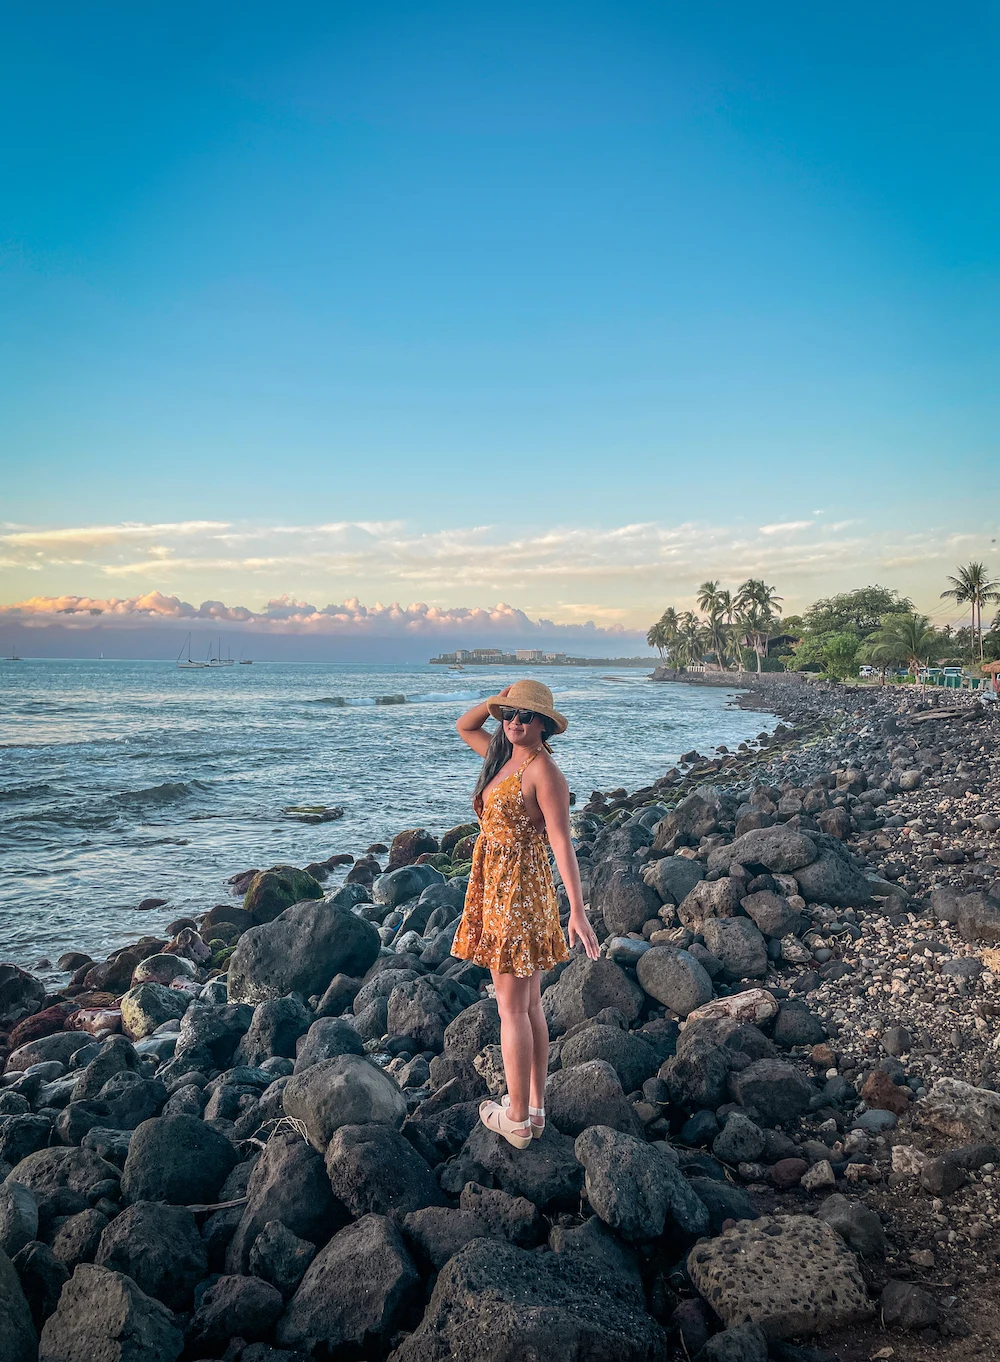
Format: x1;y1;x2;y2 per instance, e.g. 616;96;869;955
500;707;539;725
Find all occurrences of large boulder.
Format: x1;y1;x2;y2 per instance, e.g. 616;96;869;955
590;864;661;936
792;849;874;908
227;900;381;1006
226;1128;342;1274
243;866;323;926
387;1235;667;1362
292;1017;365;1072
282;1054;407;1152
574;1125;708;1240
372;865;445;908
641;855;705;905
172;1001;253;1070
0;1183;38;1258
0;1245;36;1362
636;947;714;1016
4;1148;119;1219
277;1214;421;1358
38;1263;183;1362
653;793;720;848
442;998;500;1058
70;1036;141;1102
687;1215;872;1338
916;1077;1000;1143
386;828;440;870
740;891;803;939
4;1032;93;1073
386;976;478;1051
708;826;817;875
544;1060;642;1138
559;1024;660;1094
701;918;767;981
186;1274;284;1352
120;1114;238;1205
95;1202;206;1310
728;1060;813;1126
0;965;46;1027
10;1241;67;1333
541;957;643;1037
324;1123;446;1218
676;877;742;932
456;1123;583;1212
235;995;313;1066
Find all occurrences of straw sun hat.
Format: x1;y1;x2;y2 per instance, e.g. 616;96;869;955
485;679;568;734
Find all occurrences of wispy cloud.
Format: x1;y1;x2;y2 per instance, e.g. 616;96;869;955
758;521;813;536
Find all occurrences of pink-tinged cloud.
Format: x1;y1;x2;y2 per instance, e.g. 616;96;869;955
0;592;643;643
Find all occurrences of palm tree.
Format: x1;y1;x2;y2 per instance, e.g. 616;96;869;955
941;562;1000;663
674;611;705;669
696;581;722;615
868;612;940;682
646;622;668;658
696;581;728;667
857;630;906;685
734;579;783;673
658;607;679;663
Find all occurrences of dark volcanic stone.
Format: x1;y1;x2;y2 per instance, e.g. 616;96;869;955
236;996;313;1066
0;1242;37;1362
386;1236;667;1362
187;1273;284;1351
574;1125;708;1240
545;1060;642;1138
277;1214;421;1358
120;1114;238;1206
226;1129;343;1275
11;1241;68;1333
728;1060;813;1126
228;900;381;1006
95;1201;207;1310
324;1123;446;1218
37;1262;183;1362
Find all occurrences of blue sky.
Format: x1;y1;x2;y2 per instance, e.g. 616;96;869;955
2;1;998;646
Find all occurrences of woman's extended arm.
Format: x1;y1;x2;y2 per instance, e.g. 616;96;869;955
455;685;511;757
533;761;600;960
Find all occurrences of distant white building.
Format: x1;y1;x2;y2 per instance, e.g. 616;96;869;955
544;652;566;663
515;649;544;662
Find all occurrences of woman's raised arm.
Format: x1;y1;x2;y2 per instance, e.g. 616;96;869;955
455;685;511;757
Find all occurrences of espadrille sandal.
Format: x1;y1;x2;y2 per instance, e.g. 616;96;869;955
501;1093;545;1138
478;1099;532;1149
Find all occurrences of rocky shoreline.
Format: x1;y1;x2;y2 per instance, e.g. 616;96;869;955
2;678;1000;1362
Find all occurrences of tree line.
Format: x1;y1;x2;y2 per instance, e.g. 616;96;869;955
647;562;1000;680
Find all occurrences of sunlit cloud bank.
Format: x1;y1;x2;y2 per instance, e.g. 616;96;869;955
0;591;642;646
1;516;995;633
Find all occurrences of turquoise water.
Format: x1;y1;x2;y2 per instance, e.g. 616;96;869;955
0;660;776;967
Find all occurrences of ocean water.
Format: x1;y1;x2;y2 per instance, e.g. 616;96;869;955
0;660;777;968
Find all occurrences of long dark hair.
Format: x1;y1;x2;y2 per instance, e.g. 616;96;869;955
472;717;557;816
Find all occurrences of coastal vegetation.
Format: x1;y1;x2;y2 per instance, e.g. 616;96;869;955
648;562;1000;681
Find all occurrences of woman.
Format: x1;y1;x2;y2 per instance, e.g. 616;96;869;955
451;679;599;1149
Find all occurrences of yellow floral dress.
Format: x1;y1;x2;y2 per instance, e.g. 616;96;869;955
451;750;570;978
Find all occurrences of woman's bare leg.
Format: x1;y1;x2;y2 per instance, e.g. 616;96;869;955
492;972;533;1123
527;972;548;1116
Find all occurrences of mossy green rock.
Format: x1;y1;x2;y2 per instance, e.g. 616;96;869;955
440;822;480;855
244;865;323;926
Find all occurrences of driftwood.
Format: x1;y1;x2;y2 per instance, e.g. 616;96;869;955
185;1195;248;1214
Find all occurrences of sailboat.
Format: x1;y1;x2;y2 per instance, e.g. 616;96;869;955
208;637;234;667
238;651;253;664
2;643;22;662
177;633;209;669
